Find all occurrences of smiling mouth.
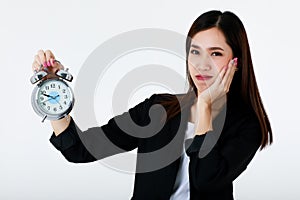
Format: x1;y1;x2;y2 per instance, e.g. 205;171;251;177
195;75;213;80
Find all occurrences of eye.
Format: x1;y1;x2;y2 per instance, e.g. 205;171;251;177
211;52;223;56
190;49;199;55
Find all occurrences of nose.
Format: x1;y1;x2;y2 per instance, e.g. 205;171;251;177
193;55;213;72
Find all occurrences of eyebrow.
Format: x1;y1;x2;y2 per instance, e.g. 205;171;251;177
191;44;224;51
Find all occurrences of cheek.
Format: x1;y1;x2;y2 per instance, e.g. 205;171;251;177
216;64;224;72
214;58;231;72
188;66;197;84
188;64;196;76
187;56;197;71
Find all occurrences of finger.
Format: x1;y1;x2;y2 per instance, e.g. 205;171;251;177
33;55;44;72
54;60;64;71
222;59;234;80
212;65;227;86
222;58;237;92
45;50;55;67
37;49;47;67
34;55;42;65
218;65;228;81
32;60;41;72
227;59;238;83
225;74;234;92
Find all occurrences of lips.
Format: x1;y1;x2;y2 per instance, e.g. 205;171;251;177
195;74;213;80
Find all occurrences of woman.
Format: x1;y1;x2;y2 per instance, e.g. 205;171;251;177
32;10;273;200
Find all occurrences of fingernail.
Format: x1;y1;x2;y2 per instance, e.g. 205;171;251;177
47;61;51;66
50;58;54;66
43;61;47;67
233;57;238;65
230;59;235;65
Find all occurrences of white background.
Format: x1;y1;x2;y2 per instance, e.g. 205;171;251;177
1;0;299;199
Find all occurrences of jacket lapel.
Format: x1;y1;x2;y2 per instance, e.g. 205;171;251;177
161;102;191;198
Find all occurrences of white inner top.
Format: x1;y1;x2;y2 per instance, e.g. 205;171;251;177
169;121;195;200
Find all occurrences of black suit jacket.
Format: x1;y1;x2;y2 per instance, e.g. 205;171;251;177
50;93;262;200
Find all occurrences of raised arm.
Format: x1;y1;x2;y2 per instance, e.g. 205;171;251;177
49;93;158;163
32;49;159;163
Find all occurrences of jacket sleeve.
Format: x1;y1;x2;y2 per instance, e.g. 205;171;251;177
49;93;158;163
185;111;262;191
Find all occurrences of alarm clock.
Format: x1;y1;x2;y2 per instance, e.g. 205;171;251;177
30;65;75;122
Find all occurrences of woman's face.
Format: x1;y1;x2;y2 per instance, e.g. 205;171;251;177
188;27;233;93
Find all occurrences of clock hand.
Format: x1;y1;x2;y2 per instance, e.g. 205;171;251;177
41;95;63;109
42;93;52;98
54;98;63;108
43;93;59;99
41;99;51;103
41;93;59;104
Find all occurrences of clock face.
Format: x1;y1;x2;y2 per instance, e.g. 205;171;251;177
36;79;73;115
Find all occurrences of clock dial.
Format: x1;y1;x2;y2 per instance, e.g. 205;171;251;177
37;79;72;115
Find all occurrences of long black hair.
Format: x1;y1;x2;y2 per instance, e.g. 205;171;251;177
156;10;273;149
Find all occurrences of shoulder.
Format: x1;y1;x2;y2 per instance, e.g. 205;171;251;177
231;104;258;123
225;102;262;145
150;92;186;104
154;92;184;99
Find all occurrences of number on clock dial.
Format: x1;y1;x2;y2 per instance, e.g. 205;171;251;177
38;80;71;115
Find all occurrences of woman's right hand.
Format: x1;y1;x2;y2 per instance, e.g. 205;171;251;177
197;58;238;106
32;49;64;79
